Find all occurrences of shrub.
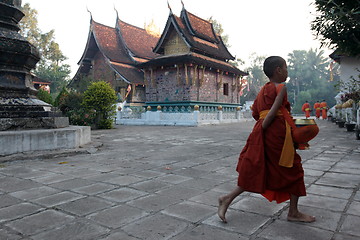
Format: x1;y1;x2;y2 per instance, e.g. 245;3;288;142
82;81;117;129
37;89;53;105
54;87;69;107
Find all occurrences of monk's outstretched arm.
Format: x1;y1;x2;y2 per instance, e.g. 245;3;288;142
262;85;286;130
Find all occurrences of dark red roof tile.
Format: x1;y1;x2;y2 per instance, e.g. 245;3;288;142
117;19;159;60
92;20;133;64
182;10;218;43
110;61;144;84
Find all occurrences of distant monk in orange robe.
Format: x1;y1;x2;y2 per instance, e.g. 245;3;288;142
320;100;328;119
301;101;311;118
313;101;321;119
218;56;315;223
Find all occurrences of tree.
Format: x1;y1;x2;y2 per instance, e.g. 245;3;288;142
240;54;267;103
286;49;338;113
207;17;230;48
82;81;117;129
19;3;71;96
311;0;360;56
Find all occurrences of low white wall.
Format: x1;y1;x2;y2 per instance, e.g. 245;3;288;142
0;126;91;156
116;110;248;126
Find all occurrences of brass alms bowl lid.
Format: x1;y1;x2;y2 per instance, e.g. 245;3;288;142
294;119;317;125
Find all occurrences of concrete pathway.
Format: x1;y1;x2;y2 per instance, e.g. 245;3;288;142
0;119;359;240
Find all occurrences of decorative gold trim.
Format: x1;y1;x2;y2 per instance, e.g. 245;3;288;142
185;64;188;85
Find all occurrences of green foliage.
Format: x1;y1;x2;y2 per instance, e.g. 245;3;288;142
54;86;69;107
36;89;53;105
57;91;83;113
82;81;117;129
20;3;71;97
240;54;267;104
55;90;96;127
286;49;338;113
311;0;360;56
207;17;230;48
69;75;98;93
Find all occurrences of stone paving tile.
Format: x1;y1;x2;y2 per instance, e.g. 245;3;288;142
298;194;349;212
306;184;354;200
130;169;167;179
0;228;22;240
0;203;43;223
48;178;94;190
31;172;75;184
339;215;360;237
156;185;204;200
231;196;287;216
162;201;216;223
102;175;144;186
333;233;360;240
257;220;333;240
122;213;189;240
346;201;360;216
0;177;42;193
302;160;334;171
72;182;117;195
334;161;360;169
9;186;60;201
98;230;140;240
279;205;342;231
5;210;74;236
316;177;357;189
172;225;248;240
354;191;360;201
0;194;22;208
88;204;148;229
203;211;270;236
324;172;360;181
155;174;193;184
189;190;223;207
97;187;147;203
131;179;172;193
31;191;83;207
179;177;220;191
56;196;115;216
31;219;110;240
128;194;180;213
303;166;326;175
173;168;209;178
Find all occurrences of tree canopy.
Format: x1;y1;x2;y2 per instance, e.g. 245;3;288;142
19;3;71;96
311;0;360;56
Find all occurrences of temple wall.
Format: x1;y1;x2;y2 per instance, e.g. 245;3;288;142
92;52;116;87
145;65;239;104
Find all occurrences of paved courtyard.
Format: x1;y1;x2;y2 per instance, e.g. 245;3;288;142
0;119;359;240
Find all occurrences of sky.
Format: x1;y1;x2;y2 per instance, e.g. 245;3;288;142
25;0;332;78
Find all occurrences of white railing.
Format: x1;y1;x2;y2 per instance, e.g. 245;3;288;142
116;108;249;126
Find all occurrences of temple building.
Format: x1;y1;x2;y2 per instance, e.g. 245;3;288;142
71;5;248;109
70;12;159;105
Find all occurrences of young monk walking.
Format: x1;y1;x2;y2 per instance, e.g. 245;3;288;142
301;101;311;119
218;56;315;223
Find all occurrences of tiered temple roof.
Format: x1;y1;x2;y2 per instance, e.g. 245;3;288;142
71;6;247;87
141;8;246;76
71;16;159;85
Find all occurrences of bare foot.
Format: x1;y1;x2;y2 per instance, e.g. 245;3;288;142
287;211;316;223
218;196;230;223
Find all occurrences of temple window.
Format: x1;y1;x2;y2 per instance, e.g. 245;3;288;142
223;83;229;96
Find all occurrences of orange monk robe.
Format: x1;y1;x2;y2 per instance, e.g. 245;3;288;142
236;82;306;203
320;101;328;119
313;102;321;119
301;102;311;118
